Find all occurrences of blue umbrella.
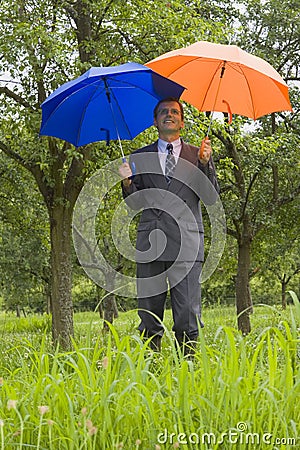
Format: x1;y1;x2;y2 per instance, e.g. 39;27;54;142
40;62;185;158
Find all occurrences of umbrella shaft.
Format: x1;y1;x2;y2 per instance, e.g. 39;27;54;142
207;61;226;137
104;78;125;158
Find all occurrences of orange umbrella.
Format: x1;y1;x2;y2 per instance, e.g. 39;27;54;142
146;41;292;122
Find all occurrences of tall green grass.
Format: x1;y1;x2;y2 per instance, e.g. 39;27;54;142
0;296;299;449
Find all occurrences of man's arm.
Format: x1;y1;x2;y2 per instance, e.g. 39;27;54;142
198;156;220;195
196;138;220;204
119;159;145;210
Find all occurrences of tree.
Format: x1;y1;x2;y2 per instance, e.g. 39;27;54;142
72;173;135;327
179;0;300;333
0;0;226;348
0;154;50;314
252;199;300;308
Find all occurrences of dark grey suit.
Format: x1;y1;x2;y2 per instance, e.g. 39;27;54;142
122;139;219;342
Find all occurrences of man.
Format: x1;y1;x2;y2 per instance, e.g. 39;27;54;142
119;97;219;355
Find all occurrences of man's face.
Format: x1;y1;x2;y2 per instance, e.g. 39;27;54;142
154;101;184;135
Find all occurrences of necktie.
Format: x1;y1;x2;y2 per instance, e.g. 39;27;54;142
165;143;176;183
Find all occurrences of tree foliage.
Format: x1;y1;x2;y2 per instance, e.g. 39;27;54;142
0;0;299;341
0;0;228;347
0;154;50;313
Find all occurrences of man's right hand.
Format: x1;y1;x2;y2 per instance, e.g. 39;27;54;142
118;161;132;187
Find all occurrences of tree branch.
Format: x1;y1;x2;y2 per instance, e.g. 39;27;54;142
272;164;279;201
0;139;53;209
226;226;238;239
0;86;36;111
271;183;300;211
72;223;107;274
0;140;29;167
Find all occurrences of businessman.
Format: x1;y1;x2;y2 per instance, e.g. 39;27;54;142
119;97;219;355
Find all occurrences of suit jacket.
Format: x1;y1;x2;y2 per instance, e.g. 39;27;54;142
122;139;219;262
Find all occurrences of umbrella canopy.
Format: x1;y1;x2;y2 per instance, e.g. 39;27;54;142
146;41;292;120
40;62;185;148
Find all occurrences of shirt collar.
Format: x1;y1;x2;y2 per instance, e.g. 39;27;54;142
158;138;181;157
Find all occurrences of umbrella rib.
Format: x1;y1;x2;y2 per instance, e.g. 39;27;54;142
71;79;131;146
41;82;102;146
164;56;214;78
75;83;103;146
103;74;165;138
104;79;134;142
192;62;226;114
166;57;226;111
236;63;256;119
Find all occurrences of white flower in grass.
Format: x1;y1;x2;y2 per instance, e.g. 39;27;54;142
38;405;50;416
136;439;142;446
86;418;97;436
0;419;4;427
81;407;88;416
7;400;17;410
102;356;109;369
88;425;98;436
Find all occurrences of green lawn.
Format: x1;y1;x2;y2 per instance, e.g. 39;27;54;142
0;302;299;449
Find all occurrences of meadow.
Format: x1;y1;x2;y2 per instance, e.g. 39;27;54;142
0;295;299;450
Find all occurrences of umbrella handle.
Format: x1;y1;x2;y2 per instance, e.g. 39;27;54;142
122;157;136;179
199;136;209;159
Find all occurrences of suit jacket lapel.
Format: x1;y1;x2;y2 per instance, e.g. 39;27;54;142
145;142;169;190
138;140;199;196
169;141;198;196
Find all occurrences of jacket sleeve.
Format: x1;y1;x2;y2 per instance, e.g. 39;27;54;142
197;156;220;205
121;155;145;211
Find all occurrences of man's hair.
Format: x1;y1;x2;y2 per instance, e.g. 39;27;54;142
154;97;184;120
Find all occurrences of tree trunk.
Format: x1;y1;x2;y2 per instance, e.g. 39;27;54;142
236;239;252;335
50;204;74;349
16;305;26;318
281;276;287;310
43;278;52;315
96;285;104;318
103;292;119;330
102;271;119;330
247;282;254;314
65;0;94;65
46;290;52;315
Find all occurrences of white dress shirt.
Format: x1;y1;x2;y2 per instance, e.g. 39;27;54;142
157;138;181;175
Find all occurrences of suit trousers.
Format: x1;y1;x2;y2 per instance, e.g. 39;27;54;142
137;260;203;341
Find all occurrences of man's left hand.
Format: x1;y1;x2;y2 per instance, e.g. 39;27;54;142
198;138;212;165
